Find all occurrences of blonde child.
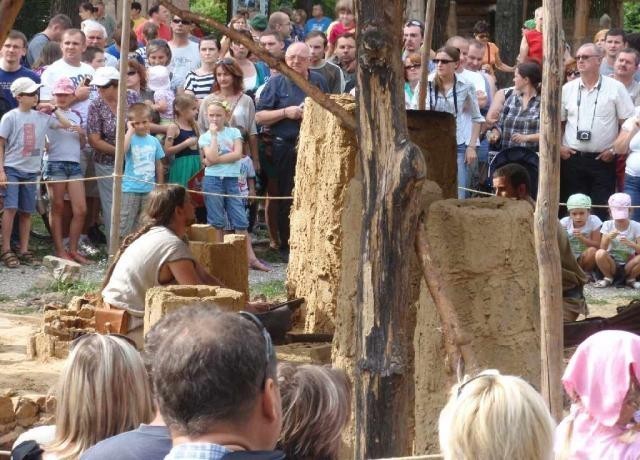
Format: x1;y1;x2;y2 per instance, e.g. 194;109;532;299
560;193;602;273
146;65;174;125
594;192;640;289
120;103;165;238
326;0;356;58
164;94;200;187
199;99;268;270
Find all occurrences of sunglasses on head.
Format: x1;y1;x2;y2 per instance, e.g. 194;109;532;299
172;18;192;25
216;57;235;65
239;311;274;389
405;20;423;29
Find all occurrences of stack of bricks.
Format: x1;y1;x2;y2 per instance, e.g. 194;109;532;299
27;296;96;361
0;393;56;449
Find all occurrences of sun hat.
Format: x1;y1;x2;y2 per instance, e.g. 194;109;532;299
92;66;120;87
52;77;75;95
10;77;43;97
147;66;171;91
608;192;631;219
567;193;592;210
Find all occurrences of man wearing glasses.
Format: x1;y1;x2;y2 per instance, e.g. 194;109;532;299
560;43;634;220
168;15;201;91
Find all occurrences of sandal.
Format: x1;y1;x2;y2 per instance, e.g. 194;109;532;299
594;278;613;288
0;250;20;269
17;251;39;266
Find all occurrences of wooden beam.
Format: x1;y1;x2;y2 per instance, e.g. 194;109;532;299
354;0;427;457
537;0;564;421
417;0;436;110
158;1;357;131
0;0;25;47
573;0;589;49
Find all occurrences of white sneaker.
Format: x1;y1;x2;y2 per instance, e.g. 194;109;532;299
626;279;640;290
78;235;99;256
594;278;613;288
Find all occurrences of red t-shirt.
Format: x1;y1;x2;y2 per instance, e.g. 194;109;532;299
524;29;543;64
328;22;356;45
135;20;172;44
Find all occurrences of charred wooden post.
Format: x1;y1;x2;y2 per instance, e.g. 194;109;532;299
354;0;427;457
495;0;524;68
537;0;564;421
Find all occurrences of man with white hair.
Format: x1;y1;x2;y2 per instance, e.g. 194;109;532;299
255;42;328;261
81;20;117;68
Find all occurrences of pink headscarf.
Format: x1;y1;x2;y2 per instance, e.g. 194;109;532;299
556;330;640;459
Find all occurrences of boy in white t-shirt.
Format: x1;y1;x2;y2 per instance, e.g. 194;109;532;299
560;193;602;274
594;192;640;289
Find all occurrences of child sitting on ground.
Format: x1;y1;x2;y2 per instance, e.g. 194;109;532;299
0;77;72;268
120;103;164;239
146;65;174;125
594;192;640;289
560;193;602;275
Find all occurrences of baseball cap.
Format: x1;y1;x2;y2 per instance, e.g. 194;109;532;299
147;66;171;91
52;77;75;95
249;14;268;32
567;193;592;210
92;66;120;87
609;193;632;219
10;77;43;97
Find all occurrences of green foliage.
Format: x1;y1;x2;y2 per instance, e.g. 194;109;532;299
625;1;640;32
190;0;227;34
250;280;286;300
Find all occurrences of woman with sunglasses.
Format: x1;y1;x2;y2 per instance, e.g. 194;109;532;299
12;334;153;459
413;46;484;199
87;66;140;241
565;58;579;83
473;20;514;74
556;330;640;458
439;370;555;460
404;53;422;109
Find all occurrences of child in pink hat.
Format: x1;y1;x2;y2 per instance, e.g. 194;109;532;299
594;192;640;288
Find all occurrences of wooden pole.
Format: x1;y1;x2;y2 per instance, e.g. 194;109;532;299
107;1;132;256
354;0;427;457
158;1;356;131
0;0;25;47
574;0;589;50
536;0;563;421
417;0;436;110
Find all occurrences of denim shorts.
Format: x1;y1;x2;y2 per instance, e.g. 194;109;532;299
42;160;83;181
0;166;37;213
203;175;248;230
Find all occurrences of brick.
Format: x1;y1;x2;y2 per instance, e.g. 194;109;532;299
14;398;39;428
276;343;332;364
187;224;218;242
0;397;15;424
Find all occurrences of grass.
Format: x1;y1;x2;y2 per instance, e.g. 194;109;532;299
46;279;102;298
250;280;286;301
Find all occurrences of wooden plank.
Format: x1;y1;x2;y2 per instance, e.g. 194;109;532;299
0;0;25;47
537;0;564;421
418;0;436;110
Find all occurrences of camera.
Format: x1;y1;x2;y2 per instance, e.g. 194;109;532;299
577;130;592;141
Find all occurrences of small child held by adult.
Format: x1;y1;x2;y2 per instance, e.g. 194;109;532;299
199;99;268;270
146;65;174;125
594;192;640;289
560;193;602;275
44;77;90;264
120;103;165;239
0;77;72;268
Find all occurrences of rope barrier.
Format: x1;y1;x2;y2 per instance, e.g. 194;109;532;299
0;174;294;200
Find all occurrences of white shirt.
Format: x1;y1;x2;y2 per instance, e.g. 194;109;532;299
168;40;201;91
622;107;640;177
561;75;634;152
40;59;95;123
458;69;487;146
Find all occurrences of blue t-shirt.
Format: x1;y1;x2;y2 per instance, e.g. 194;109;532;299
305;17;332;34
80;424;171;460
255;71;328;140
198;126;243;178
0;66;40;110
122;134;164;193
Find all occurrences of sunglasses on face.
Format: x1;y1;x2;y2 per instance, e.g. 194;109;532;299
405;64;420;70
476;33;490;40
172;18;192;25
19;91;39;97
433;58;455;64
575;54;597;61
127;70;138;76
566;70;580;77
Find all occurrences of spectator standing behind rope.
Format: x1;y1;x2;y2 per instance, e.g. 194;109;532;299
11;334;153;459
556;330;640;458
26;14;72;68
487;61;541;153
614;106;640;221
0;30;41;111
473;20;514;74
438;370;555;460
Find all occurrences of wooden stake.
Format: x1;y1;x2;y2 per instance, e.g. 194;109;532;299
417;0;436;110
107;1;132;256
415;217;477;381
158;1;356;131
537;0;563;421
574;0;589;50
0;0;24;47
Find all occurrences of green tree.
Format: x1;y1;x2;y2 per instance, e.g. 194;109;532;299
624;1;640;32
190;0;227;33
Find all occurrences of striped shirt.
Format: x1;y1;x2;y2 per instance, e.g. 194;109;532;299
183;71;215;99
498;90;541;151
164;442;229;460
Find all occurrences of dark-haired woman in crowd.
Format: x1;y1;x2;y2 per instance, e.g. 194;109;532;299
487;61;541;152
473;20;514;74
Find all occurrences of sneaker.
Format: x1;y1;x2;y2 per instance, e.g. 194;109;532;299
594;278;613;288
626;279;640;290
78;235;100;256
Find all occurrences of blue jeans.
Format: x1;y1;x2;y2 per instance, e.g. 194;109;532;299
457;143;467;199
625;173;640;222
1;166;37;212
203;176;248;230
42;160;83;181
